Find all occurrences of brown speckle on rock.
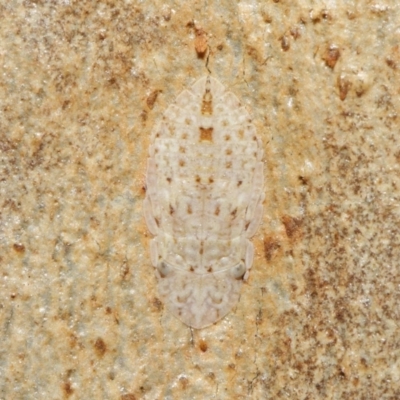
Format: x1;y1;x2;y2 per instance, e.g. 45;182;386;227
298;175;309;185
121;394;137;400
337;73;351;101
94;337;107;357
62;381;74;397
140;110;148;122
146;90;161;109
281;34;290;51
13;243;25;253
323;45;340;69
179;376;189;389
385;57;396;69
152;297;163;312
199;339;208;352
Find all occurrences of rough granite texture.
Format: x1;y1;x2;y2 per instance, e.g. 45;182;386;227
1;1;400;399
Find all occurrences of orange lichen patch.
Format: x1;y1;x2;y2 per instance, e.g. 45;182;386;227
199;127;213;141
263;236;281;261
282;215;303;240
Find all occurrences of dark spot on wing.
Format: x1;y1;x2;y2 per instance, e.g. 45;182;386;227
237;180;242;187
169;205;175;215
199;127;213;141
201;77;213;115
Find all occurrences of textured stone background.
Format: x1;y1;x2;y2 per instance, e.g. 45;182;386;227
1;1;400;399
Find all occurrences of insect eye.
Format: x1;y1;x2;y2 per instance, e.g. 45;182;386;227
231;263;246;280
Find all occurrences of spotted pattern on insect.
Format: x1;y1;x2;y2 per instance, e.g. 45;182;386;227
144;76;264;328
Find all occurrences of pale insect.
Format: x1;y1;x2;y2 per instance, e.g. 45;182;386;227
144;76;264;329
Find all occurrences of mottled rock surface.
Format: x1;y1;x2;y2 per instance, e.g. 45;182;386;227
1;1;399;398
